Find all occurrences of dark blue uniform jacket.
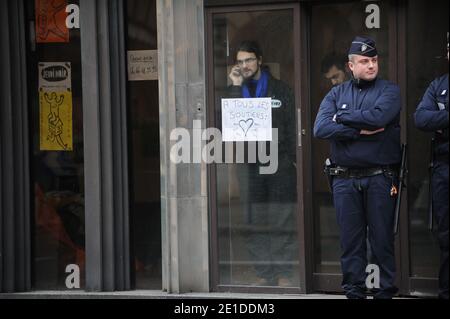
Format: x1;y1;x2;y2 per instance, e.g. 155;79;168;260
414;74;449;157
314;78;402;167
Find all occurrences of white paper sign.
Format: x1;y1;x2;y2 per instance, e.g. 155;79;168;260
127;50;158;81
39;62;72;92
222;98;272;142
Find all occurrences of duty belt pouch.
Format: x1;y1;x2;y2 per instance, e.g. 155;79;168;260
329;167;348;176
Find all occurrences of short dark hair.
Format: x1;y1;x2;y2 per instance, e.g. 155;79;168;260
321;53;348;74
235;41;263;60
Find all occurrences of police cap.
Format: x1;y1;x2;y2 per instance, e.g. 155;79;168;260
348;36;378;57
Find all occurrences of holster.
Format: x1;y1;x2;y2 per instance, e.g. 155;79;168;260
323;158;334;194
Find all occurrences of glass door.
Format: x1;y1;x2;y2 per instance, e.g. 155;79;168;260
206;4;304;293
308;0;393;293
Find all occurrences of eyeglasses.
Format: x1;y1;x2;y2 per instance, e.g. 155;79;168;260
236;57;257;66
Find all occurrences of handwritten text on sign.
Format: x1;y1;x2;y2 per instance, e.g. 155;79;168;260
127;50;158;81
222;98;272;142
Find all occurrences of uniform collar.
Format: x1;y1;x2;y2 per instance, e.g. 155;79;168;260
351;75;377;89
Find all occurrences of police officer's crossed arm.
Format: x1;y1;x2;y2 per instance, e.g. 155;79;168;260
314;88;362;140
332;114;384;135
334;84;401;131
414;78;449;132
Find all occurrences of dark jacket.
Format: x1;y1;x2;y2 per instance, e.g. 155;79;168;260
414;74;449;157
314;78;402;167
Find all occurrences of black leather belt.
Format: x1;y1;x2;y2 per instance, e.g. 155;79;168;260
328;166;396;178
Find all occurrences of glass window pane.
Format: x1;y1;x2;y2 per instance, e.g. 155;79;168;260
310;1;390;274
212;9;300;288
28;0;85;290
126;0;162;290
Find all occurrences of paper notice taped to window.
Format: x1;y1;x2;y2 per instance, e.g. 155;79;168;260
127;50;158;81
39;62;73;151
221;98;273;142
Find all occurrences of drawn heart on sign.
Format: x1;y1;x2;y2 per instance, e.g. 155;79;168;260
239;118;254;137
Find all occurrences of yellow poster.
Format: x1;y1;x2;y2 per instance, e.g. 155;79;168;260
40;91;73;151
39;62;73;151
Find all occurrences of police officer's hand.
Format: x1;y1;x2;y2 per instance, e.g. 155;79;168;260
360;128;385;135
229;65;244;86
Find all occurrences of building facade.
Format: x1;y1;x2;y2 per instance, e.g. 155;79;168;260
0;0;448;297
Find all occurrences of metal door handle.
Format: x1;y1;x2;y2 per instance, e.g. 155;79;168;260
298;109;303;147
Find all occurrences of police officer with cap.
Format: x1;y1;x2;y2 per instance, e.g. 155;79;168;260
414;34;449;300
314;36;402;299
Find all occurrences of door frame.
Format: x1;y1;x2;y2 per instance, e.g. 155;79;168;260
205;3;308;294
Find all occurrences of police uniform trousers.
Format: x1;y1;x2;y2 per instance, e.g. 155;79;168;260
432;159;449;299
332;173;398;299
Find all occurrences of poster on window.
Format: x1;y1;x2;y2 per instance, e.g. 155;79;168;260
39;62;73;151
221;98;272;142
35;0;69;43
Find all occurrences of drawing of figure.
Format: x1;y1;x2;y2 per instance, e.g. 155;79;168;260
45;92;68;150
36;0;68;42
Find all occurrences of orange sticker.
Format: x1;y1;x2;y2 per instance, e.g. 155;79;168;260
35;0;69;43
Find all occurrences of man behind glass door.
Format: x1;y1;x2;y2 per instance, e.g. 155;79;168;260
227;41;297;287
414;35;449;300
321;52;350;87
314;36;402;299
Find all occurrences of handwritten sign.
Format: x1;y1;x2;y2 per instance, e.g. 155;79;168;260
127;50;158;81
221;98;272;142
